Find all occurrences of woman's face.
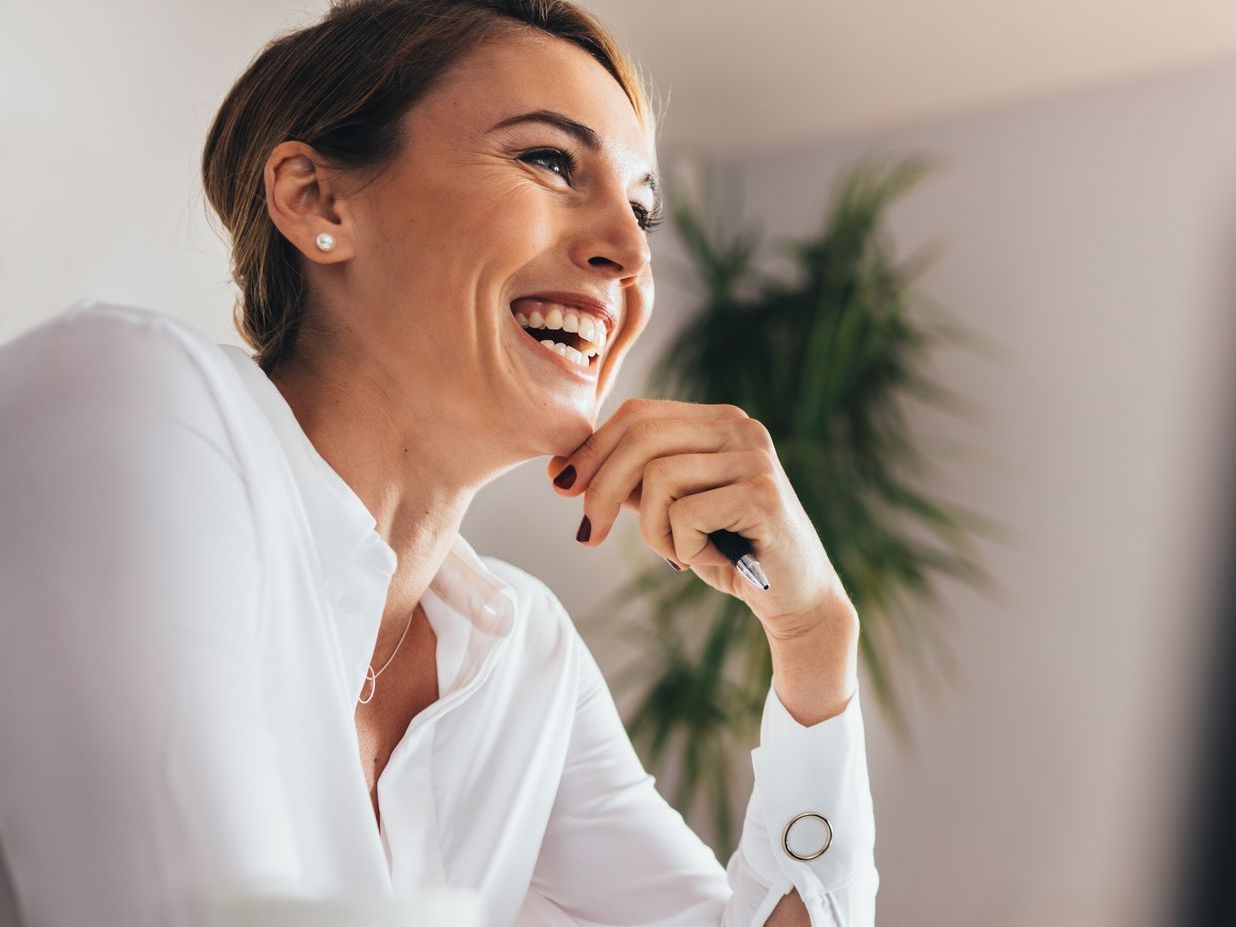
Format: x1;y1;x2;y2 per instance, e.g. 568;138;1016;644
301;29;658;463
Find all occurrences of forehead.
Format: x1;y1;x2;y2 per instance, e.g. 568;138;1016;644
420;29;656;170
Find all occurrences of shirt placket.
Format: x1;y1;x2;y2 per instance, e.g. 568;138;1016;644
377;585;515;895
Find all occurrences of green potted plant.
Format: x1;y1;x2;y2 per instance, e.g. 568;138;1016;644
581;156;1006;855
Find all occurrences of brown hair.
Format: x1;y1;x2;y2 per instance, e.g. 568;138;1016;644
201;0;654;376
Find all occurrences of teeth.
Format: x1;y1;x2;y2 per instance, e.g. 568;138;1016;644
515;301;608;360
578;316;597;343
537;338;590;366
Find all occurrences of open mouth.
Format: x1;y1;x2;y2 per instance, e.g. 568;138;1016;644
510;298;607;369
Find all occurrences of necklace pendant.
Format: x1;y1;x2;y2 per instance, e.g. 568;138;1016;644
358;665;378;705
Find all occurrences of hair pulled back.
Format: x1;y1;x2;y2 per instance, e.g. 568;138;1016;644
202;0;652;375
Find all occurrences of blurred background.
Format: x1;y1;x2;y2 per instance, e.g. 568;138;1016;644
4;1;1236;924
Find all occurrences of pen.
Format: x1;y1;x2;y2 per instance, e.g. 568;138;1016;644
709;529;770;591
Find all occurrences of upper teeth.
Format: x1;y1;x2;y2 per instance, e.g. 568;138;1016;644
514;303;608;366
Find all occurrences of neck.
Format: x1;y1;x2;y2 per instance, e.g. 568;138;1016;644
270;346;523;642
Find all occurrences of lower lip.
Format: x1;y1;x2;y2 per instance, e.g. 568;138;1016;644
508;309;600;381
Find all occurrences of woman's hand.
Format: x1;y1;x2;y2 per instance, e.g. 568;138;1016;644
547;398;859;685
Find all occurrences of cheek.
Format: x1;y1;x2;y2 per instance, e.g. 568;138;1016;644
619;273;655;344
479;182;560;254
409;186;558;278
361;169;564;322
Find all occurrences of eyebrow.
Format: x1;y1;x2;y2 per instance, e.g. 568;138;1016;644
489;109;662;216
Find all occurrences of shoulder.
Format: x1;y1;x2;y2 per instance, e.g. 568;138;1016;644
1;297;233;384
477;558;619;725
0;298;250;452
0;300;265;573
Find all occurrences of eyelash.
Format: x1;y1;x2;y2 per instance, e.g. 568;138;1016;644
519;147;664;233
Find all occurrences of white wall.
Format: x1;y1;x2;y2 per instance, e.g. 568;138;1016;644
0;0;323;342
582;0;1236;152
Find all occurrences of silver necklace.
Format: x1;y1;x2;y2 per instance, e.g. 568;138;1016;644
357;603;416;705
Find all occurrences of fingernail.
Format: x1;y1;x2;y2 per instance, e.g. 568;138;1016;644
576;515;591;543
663;557;684;571
553;464;577;489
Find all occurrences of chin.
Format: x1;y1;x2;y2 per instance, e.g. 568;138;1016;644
548;403;597;454
560;410;597;447
507;396;596;460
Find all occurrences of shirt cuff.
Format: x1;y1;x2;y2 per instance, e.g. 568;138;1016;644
746;676;876;899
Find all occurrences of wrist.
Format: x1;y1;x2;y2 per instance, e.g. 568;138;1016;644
765;596;860;726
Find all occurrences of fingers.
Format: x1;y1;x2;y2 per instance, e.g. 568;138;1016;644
665;479;777;569
562;413;770;547
548;398;749;493
547;455;570;483
637;449;770;566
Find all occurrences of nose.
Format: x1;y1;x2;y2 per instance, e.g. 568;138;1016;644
568;192;652;287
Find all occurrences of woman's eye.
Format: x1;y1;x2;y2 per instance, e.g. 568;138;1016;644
520;147;663;234
520;148;575;181
632;203;665;234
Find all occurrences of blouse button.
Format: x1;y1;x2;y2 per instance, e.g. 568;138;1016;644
782;811;833;861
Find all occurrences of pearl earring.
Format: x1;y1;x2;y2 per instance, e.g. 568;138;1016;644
315;232;336;252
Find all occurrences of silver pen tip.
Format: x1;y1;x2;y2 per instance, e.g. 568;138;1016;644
736;554;770;591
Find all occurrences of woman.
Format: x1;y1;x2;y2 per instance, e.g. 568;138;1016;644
0;1;877;925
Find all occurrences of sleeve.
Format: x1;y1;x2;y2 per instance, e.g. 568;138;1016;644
0;306;309;927
523;614;879;927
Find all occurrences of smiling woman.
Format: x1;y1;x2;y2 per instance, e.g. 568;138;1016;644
0;1;876;926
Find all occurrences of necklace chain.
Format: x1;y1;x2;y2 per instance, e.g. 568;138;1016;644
357;603;416;705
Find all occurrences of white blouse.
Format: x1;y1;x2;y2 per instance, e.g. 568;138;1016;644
0;299;878;927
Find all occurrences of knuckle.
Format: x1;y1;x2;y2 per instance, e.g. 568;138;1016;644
586;470;614;505
643;456;669;482
718;403;750;419
756;471;780;500
629;419;655;443
667;494;691;523
632;418;669;445
618;397;655;420
737;416;774;450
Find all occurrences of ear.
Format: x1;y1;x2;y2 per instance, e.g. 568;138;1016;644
263;140;355;263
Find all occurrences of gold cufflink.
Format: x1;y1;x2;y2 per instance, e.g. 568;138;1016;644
782;811;833;861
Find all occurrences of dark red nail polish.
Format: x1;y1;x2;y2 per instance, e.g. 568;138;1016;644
576;515;591;543
664;557;684;571
554;464;577;489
